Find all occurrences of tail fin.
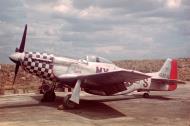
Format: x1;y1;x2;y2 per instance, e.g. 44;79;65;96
158;58;177;90
158;58;177;79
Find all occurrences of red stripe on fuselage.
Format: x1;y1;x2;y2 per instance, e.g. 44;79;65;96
168;59;177;91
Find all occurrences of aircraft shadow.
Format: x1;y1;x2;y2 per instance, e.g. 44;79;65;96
65;100;126;120
48;96;127;120
28;95;127;120
0;95;127;120
0;94;172;120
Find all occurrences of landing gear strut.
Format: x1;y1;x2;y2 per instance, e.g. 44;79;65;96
143;92;150;98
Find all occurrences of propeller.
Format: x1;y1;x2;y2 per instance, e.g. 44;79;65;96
12;24;27;85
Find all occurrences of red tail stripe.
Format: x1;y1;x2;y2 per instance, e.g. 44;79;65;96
170;59;177;79
168;59;177;91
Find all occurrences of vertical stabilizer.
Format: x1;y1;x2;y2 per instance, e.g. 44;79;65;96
158;58;177;91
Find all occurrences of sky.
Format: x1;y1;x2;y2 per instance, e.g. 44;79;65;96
0;0;189;63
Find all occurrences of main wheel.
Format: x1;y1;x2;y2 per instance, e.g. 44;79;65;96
143;93;150;98
41;91;56;102
63;94;77;109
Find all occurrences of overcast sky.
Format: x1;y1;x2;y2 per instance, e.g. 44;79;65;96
0;0;189;63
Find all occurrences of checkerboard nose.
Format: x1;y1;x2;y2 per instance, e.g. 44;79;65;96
9;52;24;63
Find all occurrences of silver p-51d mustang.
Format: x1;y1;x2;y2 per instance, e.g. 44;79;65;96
9;25;184;109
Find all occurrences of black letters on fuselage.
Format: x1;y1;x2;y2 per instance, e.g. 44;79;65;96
96;67;109;73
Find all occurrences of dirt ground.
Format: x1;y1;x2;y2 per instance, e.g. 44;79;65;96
0;83;190;126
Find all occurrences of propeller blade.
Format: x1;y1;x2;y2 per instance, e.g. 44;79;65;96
13;63;20;85
19;24;27;53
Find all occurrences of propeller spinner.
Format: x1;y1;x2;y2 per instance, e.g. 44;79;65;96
9;24;27;85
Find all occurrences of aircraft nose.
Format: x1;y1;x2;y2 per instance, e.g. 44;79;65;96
9;52;24;63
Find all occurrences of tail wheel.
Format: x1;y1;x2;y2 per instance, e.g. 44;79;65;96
143;93;150;98
63;94;77;109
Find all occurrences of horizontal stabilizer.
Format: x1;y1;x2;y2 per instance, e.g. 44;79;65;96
152;78;186;84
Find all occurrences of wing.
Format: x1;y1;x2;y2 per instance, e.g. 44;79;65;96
57;70;150;95
57;70;150;86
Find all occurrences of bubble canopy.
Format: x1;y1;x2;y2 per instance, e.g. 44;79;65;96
80;55;113;64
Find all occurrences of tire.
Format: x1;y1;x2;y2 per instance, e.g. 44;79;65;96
41;91;56;102
143;93;150;98
63;94;77;109
49;91;56;102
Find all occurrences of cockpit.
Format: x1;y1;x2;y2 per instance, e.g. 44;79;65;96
80;55;113;64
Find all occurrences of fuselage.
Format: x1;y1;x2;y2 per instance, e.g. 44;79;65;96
9;51;177;96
